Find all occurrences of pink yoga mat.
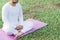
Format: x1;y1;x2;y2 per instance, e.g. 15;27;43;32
0;19;47;40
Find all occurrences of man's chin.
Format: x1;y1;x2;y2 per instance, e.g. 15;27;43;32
13;2;18;4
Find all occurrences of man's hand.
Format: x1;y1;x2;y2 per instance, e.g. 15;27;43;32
15;25;23;31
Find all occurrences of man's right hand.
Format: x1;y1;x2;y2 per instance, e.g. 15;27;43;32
15;25;23;30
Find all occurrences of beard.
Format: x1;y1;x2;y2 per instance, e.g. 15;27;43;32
12;1;18;4
13;2;17;4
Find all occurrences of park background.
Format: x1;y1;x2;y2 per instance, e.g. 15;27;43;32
0;0;60;40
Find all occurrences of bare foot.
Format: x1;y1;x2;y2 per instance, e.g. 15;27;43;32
14;32;24;40
14;35;18;40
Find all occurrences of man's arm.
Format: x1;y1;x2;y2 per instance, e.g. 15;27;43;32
18;4;24;26
2;6;10;24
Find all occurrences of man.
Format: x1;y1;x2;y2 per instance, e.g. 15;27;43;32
2;0;34;39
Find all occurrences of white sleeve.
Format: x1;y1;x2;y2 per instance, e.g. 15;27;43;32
18;4;24;26
2;6;10;24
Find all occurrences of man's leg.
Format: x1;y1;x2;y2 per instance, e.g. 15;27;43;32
14;21;34;39
21;21;34;33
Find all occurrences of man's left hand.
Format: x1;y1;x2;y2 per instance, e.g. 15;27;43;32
15;25;23;30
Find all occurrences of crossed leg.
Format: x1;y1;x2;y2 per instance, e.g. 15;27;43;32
14;21;34;40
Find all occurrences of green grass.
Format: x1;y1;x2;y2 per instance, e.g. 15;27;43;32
0;0;60;40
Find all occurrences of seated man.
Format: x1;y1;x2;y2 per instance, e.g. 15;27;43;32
2;0;34;39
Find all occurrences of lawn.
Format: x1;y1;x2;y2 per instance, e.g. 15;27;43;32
0;0;60;40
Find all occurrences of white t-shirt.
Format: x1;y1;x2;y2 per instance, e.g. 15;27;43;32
2;2;24;34
2;2;34;35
